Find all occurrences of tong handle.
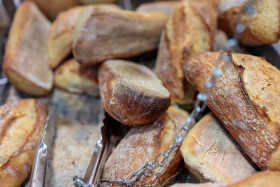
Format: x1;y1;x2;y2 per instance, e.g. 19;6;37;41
29;141;47;187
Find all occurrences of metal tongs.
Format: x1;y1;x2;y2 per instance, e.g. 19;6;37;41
29;108;55;187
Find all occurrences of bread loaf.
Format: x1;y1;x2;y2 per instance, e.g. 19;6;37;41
0;99;47;186
102;107;189;186
73;6;167;65
184;51;280;170
136;1;180;15
155;0;218;106
98;59;170;126
180;113;256;183
3;1;53;96
48;5;119;69
54;58;99;96
218;0;280;45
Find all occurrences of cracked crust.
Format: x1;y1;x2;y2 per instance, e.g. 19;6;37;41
98;59;170;126
0;99;47;187
102;107;189;186
184;51;280;170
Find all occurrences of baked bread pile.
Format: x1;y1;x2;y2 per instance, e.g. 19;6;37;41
2;0;280;186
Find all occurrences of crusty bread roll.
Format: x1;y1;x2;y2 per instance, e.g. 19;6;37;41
73;6;167;65
180;113;256;183
48;4;119;69
80;0;117;4
30;0;80;19
98;59;170;126
102;107;189;186
0;99;47;186
3;1;53;96
184;51;280;170
155;0;218;106
54;58;99;96
218;0;280;45
136;1;180;15
171;171;280;187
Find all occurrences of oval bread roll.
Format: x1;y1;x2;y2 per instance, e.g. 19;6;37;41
0;99;47;186
102;107;189;186
184;51;280;170
98;59;170;126
54;58;99;96
136;1;180;15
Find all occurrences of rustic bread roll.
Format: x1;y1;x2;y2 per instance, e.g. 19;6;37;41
3;1;53;96
98;59;170;126
48;5;119;69
155;0;218;106
184;51;280;170
136;1;180;15
80;0;117;4
0;99;47;186
73;6;167;65
54;58;99;96
218;0;280;45
30;0;80;19
102;107;189;186
180;113;256;183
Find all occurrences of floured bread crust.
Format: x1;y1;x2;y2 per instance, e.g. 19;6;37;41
3;1;53;96
180;113;256;183
155;0;217;106
54;58;99;96
218;0;280;45
136;1;180;15
102;107;189;186
73;6;167;65
0;99;47;187
184;51;280;170
98;59;170;126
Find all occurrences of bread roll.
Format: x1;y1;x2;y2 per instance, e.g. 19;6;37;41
80;0;117;4
184;51;280;170
98;59;170;126
30;0;79;19
218;0;280;45
102;107;189;186
180;113;256;183
48;5;119;69
136;1;180;15
155;0;218;106
54;58;99;96
3;1;53;96
73;6;167;65
0;99;47;186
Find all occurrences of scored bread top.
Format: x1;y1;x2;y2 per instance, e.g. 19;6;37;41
0;99;47;186
184;51;280;170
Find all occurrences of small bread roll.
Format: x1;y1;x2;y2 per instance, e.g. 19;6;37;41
102;107;189;186
155;0;218;106
0;99;47;186
180;113;256;183
218;0;280;45
48;5;119;69
73;6;167;65
3;1;53;96
98;59;170;126
184;51;280;170
136;1;180;15
54;58;99;96
30;0;79;19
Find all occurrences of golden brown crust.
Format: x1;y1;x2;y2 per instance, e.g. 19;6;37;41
102;107;189;186
218;0;280;45
155;0;217;105
180;113;256;183
54;58;99;96
0;99;47;187
3;1;53;96
184;51;280;170
136;1;180;15
73;6;167;65
98;59;170;126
